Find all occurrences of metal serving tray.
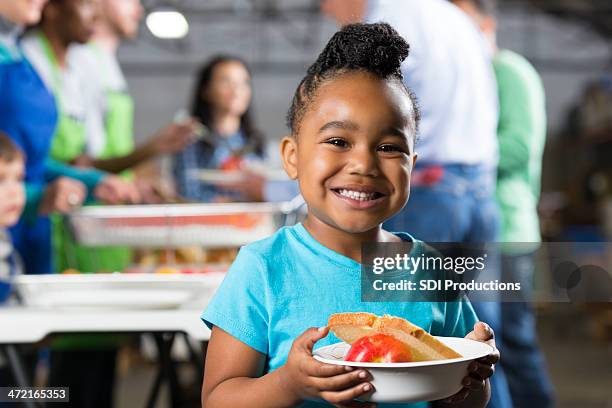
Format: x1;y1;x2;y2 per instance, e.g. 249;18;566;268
14;273;226;310
67;201;300;248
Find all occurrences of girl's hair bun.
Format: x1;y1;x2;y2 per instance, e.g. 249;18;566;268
287;22;419;133
308;22;409;79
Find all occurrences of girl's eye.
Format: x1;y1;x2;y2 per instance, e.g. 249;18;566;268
378;144;407;154
325;138;349;148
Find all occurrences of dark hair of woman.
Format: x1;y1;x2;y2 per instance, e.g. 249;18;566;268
190;55;265;156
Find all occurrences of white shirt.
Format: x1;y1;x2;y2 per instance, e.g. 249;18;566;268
68;43;129;157
21;31;87;127
367;0;499;167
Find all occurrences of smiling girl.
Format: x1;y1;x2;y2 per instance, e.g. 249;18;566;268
201;23;498;408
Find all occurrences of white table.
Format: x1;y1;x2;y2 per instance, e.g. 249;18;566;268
0;306;211;408
0;307;210;344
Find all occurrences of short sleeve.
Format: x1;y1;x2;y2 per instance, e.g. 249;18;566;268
442;296;479;338
202;247;269;354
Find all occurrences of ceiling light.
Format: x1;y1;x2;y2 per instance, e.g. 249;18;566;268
146;9;189;39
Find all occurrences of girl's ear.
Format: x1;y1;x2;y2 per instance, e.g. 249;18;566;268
280;135;298;180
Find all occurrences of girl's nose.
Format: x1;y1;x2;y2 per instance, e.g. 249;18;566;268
347;146;379;177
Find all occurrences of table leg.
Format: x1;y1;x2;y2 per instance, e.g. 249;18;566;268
145;333;181;408
145;363;163;408
1;345;38;408
182;333;204;382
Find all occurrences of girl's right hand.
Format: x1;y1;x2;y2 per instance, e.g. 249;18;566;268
277;326;376;408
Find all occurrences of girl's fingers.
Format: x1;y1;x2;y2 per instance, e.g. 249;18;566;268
443;387;470;403
462;374;486;391
478;351;500;365
320;382;374;405
443;372;487;403
468;361;495;379
466;322;494;342
310;369;372;391
333;400;377;408
306;327;329;351
303;358;351;378
295;326;329;353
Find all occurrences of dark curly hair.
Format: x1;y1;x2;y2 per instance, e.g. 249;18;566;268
286;22;420;136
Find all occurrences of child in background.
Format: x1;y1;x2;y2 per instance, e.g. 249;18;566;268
0;133;25;303
201;23;499;408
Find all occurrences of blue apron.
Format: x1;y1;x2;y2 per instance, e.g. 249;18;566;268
0;46;58;275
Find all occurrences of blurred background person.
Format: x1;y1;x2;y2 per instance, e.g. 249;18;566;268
452;0;554;407
174;55;268;203
69;0;197;188
20;1;143;406
0;133;25;386
321;1;511;408
0;133;25;304
21;0;141;272
1;0;137;392
1;0;137;279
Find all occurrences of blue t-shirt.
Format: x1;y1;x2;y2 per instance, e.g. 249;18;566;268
202;223;478;408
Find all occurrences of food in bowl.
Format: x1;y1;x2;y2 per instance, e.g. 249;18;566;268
328;312;462;362
313;336;493;403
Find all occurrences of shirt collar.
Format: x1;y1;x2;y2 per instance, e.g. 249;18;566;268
0;17;23;62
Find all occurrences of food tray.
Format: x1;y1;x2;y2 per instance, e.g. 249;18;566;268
67;202;294;248
14;273;226;310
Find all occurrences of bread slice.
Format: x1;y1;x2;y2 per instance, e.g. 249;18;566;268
328;313;462;361
328;312;379;344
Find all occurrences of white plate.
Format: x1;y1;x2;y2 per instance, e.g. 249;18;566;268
190;170;245;184
313;337;493;403
189;168;289;184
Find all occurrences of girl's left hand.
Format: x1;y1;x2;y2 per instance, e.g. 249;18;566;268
444;322;499;404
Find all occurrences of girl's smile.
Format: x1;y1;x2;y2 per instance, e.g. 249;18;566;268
330;183;388;210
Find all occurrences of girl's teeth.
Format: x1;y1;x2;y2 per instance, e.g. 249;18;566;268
338;189;376;201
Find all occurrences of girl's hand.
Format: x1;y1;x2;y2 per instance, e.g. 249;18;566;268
444;322;499;404
277;326;376;408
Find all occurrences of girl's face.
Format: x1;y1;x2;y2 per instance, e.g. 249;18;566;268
282;71;417;234
203;61;252;118
0;0;48;25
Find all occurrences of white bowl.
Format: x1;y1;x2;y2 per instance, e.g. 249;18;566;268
313;336;493;403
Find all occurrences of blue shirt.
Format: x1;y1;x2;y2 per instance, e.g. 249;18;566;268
202;223;478;408
173;130;262;202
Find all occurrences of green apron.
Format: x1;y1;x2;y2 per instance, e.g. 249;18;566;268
38;33;87;163
41;37;134;275
101;90;135;161
41;38;133;349
52;91;135;276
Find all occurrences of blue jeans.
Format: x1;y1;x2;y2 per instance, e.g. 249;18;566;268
384;164;513;408
501;253;554;408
